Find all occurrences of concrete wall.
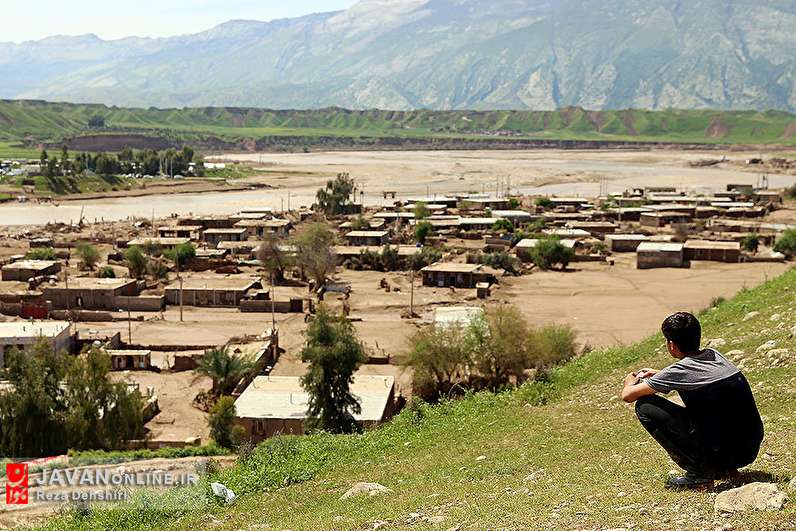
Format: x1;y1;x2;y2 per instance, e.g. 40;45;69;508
114;295;165;312
165;288;248;307
239;299;302;313
637;251;685;269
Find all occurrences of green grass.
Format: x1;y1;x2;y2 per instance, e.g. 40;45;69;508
0;141;41;159
39;268;796;530
2;100;796;149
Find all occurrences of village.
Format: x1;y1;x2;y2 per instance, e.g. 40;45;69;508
0;175;793;449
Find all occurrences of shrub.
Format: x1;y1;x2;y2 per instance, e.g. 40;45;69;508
482;251;521;275
26;247;56;260
535;197;552;209
75;242;100;270
507;197;521;209
208;396;242;449
741;234;760;253
164;242;196;269
98;266;116;278
124;245;147;279
526;325;578;371
413;202;430;220
408;246;442;271
403;322;471;400
414;221;433;244
774;229;796;258
491;219;514;234
529;237;575;270
349;216;370;230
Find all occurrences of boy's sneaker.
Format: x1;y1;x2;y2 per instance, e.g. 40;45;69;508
666;472;714;490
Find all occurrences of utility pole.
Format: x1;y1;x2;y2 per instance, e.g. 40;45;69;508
270;271;276;333
127;295;132;344
177;258;184;322
409;267;415;317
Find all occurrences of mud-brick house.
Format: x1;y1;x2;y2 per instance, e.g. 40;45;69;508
43;278;141;310
683;240;741;263
203;228;249;248
164;276;260;307
604;234;649;253
234;375;395;442
0;321;74;366
1;260;61;281
344;230;389;247
106;349;152;371
421;262;498;288
636;242;685;269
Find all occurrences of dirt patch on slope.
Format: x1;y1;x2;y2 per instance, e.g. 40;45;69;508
622;110;638;136
705;117;730;138
781;122;796;139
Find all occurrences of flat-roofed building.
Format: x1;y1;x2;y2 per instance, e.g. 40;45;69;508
640;212;693;228
434;306;484;328
204;228;249;247
158;225;202;240
233;219;293;238
344;230;389;247
547;197;592;209
459;217;500;231
683;240;741;263
605;234;648;253
492;210;533;225
0;320;73;366
105;349;152;371
164;276;259;307
235;375;395;442
406;196;458;208
421;262;498;288
374;211;415;225
459;197;510;210
568;221;617;237
43;278;140;310
2;260;61;281
637;242;685;269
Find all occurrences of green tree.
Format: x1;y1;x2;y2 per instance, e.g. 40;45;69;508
196;346;254;397
76;242;101;270
530;237;575;270
535;197;553;209
300;306;366;434
124;245;148;279
165;242;196;269
208;396;241;449
0;341;143;457
63;347;144;450
413;202;431;220
294;223;337;292
414;221;434;244
316;173;355;215
774;229;796;258
468;305;531;390
257;232;293;282
403;322;471;399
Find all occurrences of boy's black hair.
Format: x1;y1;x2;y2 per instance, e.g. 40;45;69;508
661;312;701;354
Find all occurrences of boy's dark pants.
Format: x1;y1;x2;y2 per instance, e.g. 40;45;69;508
635;395;756;478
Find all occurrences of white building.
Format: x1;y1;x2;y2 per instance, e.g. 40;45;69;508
0;321;73;367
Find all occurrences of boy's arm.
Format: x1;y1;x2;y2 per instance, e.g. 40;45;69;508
621;372;657;403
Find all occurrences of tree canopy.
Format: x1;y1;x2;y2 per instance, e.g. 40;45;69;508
316;173;356;215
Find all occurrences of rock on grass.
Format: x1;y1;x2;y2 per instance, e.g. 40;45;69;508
714;482;789;514
341;482;391;500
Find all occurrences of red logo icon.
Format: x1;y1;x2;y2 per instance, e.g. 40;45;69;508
5;463;28;505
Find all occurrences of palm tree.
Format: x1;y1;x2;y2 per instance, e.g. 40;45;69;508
196;346;254;396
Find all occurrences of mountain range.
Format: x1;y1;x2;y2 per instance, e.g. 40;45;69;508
2;0;796;111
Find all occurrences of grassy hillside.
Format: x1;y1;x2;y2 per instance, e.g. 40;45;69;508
3;100;796;149
41;268;796;530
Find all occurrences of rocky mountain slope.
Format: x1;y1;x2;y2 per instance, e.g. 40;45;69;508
2;0;796;111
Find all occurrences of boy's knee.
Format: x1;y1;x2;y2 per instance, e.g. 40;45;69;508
634;396;658;425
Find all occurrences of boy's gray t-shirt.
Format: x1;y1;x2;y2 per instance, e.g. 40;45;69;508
645;348;740;394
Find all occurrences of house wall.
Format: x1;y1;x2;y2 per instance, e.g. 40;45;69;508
2;263;61;281
114;295;165;312
165;288;247;307
684;248;741;263
637;251;685;269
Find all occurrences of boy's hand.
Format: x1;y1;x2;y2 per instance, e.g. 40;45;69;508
636;368;658;379
623;372;639;387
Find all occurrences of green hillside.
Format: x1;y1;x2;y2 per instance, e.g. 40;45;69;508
42;269;796;530
3;100;796;150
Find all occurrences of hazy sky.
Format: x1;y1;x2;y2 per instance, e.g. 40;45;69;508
0;0;359;43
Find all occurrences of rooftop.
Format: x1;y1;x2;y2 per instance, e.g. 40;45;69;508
235;375;394;421
345;231;389;238
421;262;498;274
0;320;70;339
128;237;190;246
46;277;136;290
3;260;58;270
203;228;249;234
605;234;649;241
434;306;484;328
164;276;259;291
683;240;741;250
637;242;684;253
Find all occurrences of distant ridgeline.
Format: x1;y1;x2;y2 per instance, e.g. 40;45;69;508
2;100;796;152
